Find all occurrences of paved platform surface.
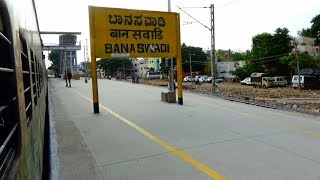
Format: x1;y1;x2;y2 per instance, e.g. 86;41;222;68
49;78;320;180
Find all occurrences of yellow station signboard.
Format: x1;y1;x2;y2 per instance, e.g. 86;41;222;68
89;6;180;58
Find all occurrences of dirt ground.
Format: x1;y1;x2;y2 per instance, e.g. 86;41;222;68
136;79;320;112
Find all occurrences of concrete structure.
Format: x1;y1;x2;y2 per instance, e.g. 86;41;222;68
131;58;162;77
49;78;320;180
297;36;320;56
217;61;246;80
59;34;79;76
41;32;81;78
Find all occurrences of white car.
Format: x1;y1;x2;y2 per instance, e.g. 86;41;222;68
183;76;194;82
240;77;251;85
274;76;287;86
207;77;223;83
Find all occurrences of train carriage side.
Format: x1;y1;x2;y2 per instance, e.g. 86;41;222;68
0;0;47;179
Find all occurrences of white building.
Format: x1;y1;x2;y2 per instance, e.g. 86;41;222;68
131;57;162;77
217;61;246;80
296;37;320;56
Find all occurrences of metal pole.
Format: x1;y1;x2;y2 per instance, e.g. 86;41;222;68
176;15;183;105
84;43;88;83
210;4;216;92
89;7;99;113
123;64;125;79
168;0;174;91
189;53;192;80
294;37;301;91
64;51;67;74
297;57;301;91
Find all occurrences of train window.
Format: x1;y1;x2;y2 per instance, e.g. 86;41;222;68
20;37;32;124
0;4;19;179
30;51;37;105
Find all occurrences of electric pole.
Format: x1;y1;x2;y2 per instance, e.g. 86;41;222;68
168;0;174;92
210;4;216;92
189;53;192;79
293;37;301;91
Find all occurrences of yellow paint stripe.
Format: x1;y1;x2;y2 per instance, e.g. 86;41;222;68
200;101;320;137
73;89;226;180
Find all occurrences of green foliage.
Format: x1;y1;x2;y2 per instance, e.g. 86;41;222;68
310;14;320;45
97;58;131;76
230;52;245;61
251;27;292;74
159;59;170;74
80;61;91;73
280;52;319;73
48;50;61;73
181;43;209;73
230;63;255;80
298;28;312;37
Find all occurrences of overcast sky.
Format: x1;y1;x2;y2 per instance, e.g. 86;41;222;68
35;0;320;64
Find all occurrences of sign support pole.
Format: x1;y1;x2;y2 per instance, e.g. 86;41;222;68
89;7;100;113
176;15;183;105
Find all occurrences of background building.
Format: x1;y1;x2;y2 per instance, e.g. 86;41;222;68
131;58;162;77
59;34;79;75
297;37;320;56
217;61;246;81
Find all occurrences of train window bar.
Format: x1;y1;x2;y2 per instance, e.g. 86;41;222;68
0;106;7;113
26;117;30;124
0;123;17;156
0;67;14;73
24;87;30;93
0;32;11;45
11;96;16;102
0;147;15;178
0;146;15;180
25;102;31;112
21;51;27;59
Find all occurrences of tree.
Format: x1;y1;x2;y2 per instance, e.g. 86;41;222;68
310;14;320;45
230;63;255;80
181;43;208;73
48;50;61;73
298;28;312;37
97;58;131;77
251;27;292;74
280;52;319;74
159;59;170;75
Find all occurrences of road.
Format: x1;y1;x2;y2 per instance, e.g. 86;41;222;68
49;78;320;180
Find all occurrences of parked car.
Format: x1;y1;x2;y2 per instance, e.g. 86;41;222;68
207;77;223;83
147;71;163;79
273;76;287;86
199;75;209;83
292;75;318;89
183;76;194;82
183;76;189;82
240;77;251;85
251;72;274;88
